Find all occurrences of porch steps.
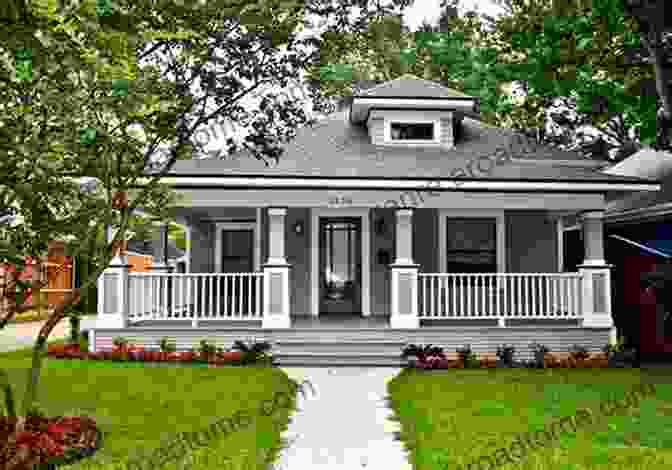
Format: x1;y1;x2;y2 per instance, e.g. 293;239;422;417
272;340;407;366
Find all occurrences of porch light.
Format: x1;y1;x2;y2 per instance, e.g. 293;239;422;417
293;221;303;235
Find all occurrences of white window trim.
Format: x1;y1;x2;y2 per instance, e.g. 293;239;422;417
214;221;260;273
384;119;440;144
310;208;371;317
438;209;506;274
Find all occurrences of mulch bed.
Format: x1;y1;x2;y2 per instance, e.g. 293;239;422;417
0;415;102;470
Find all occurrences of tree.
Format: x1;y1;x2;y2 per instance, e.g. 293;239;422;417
0;0;420;428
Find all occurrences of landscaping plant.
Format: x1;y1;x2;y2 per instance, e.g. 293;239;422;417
529;342;550;368
496;344;516;367
232;340;272;365
456;345;479;368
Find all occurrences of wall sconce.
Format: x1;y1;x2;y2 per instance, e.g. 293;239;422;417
293;221;304;235
375;217;386;236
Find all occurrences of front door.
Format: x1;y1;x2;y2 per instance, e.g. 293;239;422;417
220;229;257;316
319;217;362;314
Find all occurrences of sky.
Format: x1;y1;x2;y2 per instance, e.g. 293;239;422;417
402;0;507;31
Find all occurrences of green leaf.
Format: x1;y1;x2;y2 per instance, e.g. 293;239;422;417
577;37;592;50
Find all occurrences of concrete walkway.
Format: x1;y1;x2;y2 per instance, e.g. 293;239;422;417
0;315;96;353
273;367;412;470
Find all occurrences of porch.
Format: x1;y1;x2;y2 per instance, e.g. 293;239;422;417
91;204;616;358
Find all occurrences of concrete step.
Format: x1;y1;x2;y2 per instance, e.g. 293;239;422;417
273;352;406;366
274;340;405;355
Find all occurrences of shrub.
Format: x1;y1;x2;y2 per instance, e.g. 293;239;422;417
496;344;516;366
158;337;176;353
232;340;272;364
456;345;479;368
529;342;549;368
112;336;129;350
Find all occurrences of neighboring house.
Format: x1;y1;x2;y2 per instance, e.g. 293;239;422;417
564;148;672;355
88;75;660;365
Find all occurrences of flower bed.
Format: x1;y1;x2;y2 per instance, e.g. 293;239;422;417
0;415;102;470
403;343;619;370
47;339;272;367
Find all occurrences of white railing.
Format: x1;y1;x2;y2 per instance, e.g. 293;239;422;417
418;273;583;320
128;272;265;322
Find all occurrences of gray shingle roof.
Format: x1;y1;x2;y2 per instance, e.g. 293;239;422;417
604;149;672;217
355;74;475;99
165;111;654;184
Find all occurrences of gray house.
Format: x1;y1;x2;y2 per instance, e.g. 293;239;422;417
90;75;660;364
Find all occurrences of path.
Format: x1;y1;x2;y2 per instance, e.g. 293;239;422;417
273;367;413;470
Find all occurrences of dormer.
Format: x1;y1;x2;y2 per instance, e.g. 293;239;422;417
348;75;479;150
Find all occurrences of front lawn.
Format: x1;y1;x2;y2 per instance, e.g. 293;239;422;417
0;340;299;470
388;368;672;470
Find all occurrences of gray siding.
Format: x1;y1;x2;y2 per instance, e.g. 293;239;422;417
188;217;213;273
413;208;438;273
370;208;395;316
368;117;385;145
506;211;559;273
92;326;610;362
285;208;311;315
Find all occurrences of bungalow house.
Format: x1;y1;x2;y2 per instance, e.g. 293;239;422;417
88;75;660;365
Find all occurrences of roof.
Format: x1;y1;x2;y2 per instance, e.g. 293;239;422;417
354;74;476;99
164;110;654;185
604;149;672;221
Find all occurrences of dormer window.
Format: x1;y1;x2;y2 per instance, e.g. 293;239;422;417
383;119;440;144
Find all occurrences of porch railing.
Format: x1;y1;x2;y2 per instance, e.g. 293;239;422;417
417;273;583;320
127;272;265;322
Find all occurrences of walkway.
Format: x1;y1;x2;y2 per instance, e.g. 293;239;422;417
273;367;412;470
0;315;96;352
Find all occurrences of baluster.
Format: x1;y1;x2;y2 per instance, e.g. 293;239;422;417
430;275;435;317
223;274;228;317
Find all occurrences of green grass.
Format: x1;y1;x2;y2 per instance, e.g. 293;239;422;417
387;367;672;470
0;340;299;470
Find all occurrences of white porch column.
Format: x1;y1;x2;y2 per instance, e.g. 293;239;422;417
390;208;419;329
262;207;291;328
95;232;130;335
578;211;614;340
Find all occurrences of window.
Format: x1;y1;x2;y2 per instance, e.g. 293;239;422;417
390;122;435;141
446;218;497;273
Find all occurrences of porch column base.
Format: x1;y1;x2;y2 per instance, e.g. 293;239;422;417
578;263;614;329
390;263;420;329
390;315;419;329
96;255;131;330
262;262;291;329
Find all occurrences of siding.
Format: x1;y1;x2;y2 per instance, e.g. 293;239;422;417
370;208;395;316
285;208;311;315
188;217;213;273
92;326;610;361
413;208;438;273
506;211;559;273
369;117;385;145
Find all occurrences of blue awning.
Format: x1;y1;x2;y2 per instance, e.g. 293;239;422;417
609;234;672;258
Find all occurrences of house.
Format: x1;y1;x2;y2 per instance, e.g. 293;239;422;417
564;148;672;357
88;75;660;365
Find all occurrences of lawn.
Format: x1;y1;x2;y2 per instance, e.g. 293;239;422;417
0;339;300;470
387;367;672;470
